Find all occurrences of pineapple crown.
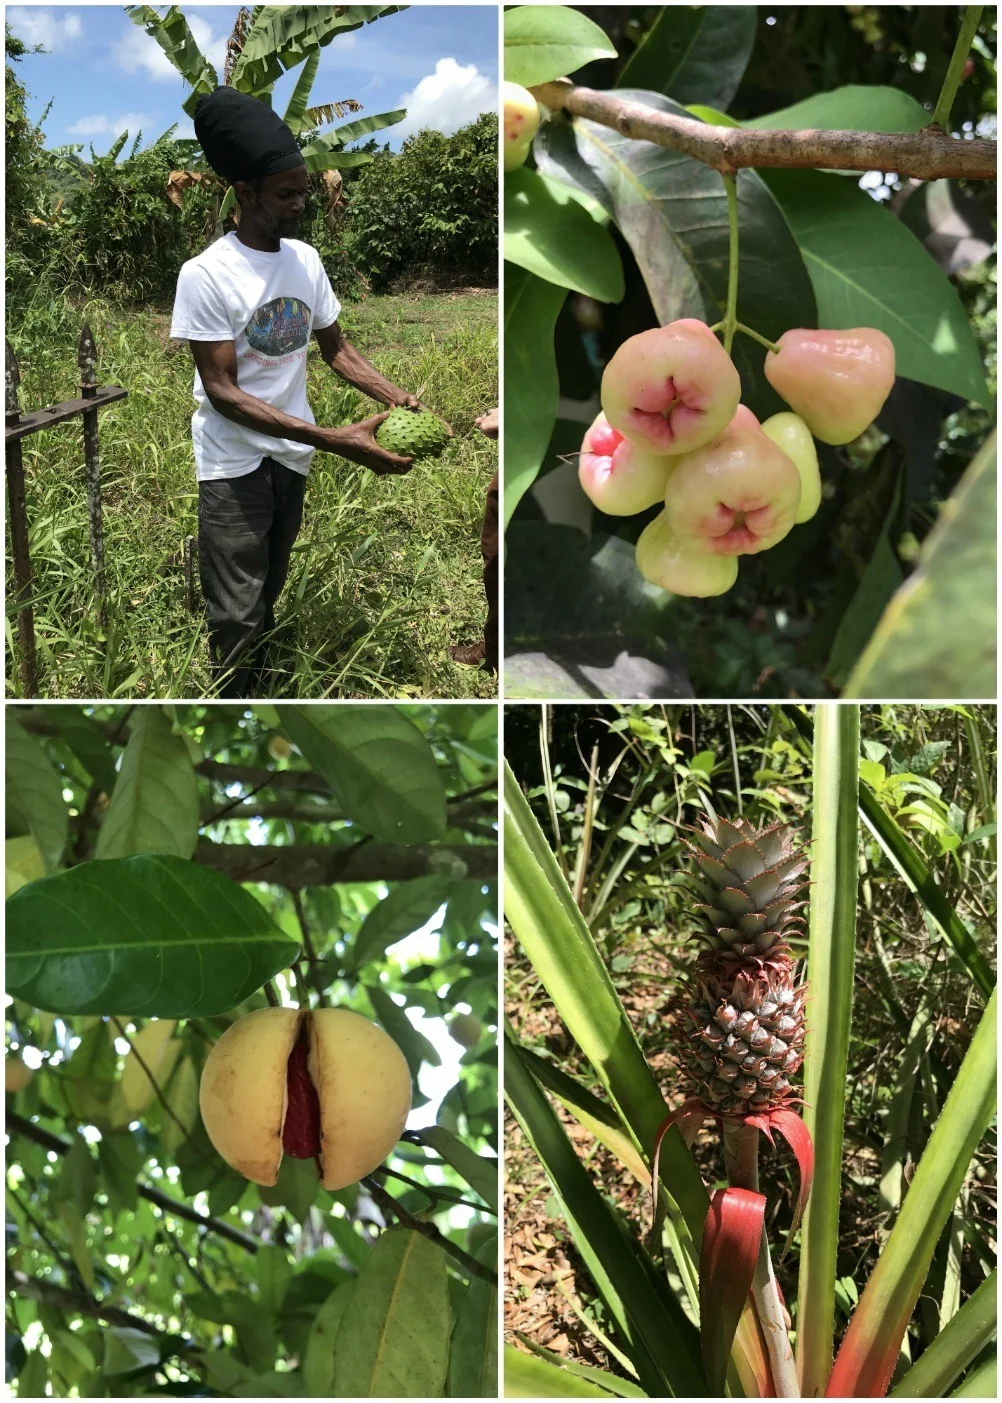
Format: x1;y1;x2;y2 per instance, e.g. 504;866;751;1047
682;816;809;966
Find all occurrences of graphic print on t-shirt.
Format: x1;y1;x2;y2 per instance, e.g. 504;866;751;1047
244;296;312;357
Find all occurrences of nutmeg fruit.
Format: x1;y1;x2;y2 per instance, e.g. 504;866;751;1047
199;1007;411;1190
5;1055;33;1094
449;1013;483;1050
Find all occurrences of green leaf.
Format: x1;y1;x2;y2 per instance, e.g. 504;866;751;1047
364;984;440;1081
5;715;68;874
504;6;616;87
504;1345;623;1397
764;169;989;408
95;706;200;860
845;436;996;699
505;168;624;302
515;1337;648;1398
415;1125;498;1214
746;84;929;133
619;5;755;110
332;1229;450;1397
6;854;300;1016
6;836;45;897
42;707;120;796
101;1327;162;1376
503;266;567;529
302;1282;354;1397
826;476;905;688
228;5;407;97
504;526;688;701
57;1201;96;1292
505;1032;703;1396
352;876;450;967
57;1133;96;1216
533;100;817;413
503;759;706;1305
447;1235;498;1396
827;990;996;1398
277;705;446;843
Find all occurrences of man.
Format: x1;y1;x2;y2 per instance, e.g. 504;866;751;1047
449;408;498;674
170;86;418;697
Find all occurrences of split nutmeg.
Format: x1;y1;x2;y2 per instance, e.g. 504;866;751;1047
199;1007;411;1190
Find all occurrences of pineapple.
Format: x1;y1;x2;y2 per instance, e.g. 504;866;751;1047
671;816;808;1117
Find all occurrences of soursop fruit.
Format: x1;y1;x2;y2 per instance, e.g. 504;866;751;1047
376;407;451;460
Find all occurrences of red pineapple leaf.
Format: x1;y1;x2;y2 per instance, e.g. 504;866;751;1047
700;1187;765;1397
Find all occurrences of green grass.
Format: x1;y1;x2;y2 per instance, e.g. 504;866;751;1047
5;284;497;699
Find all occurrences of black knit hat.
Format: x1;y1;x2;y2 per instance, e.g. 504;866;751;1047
194;87;307;185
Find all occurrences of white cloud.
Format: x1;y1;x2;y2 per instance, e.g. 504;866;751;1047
393;57;496;141
6;8;82;52
67;112;154;141
113;12;228;83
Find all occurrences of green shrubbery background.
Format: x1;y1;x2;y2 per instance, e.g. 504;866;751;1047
6;25;498;311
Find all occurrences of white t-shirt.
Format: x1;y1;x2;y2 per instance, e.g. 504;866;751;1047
169;232;341;481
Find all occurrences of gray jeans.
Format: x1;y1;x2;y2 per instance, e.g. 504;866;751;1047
198;456;306;698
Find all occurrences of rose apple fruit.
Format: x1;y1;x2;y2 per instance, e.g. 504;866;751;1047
764;327;895;445
663;405;801;555
503;82;540;172
577;412;675;515
636;510;739;597
601;319;741;456
760;412;822;522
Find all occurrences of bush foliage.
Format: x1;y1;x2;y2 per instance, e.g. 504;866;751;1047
5;20;498;307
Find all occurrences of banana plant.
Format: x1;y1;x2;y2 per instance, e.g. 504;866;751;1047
504;703;996;1398
124;4;409;228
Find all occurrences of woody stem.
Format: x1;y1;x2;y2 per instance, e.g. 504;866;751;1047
723;1121;799;1398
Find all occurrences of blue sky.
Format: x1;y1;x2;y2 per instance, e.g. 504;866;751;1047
6;5;499;157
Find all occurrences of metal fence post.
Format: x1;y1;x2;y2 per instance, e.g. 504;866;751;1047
5;339;39;696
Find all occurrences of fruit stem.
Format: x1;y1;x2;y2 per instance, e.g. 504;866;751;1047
733;322;781;356
932;5;983;130
721;172;740;356
723;1121;799;1398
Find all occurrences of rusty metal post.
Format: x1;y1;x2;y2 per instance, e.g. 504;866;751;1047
184;534;198;613
5;339;38;696
77;322;108;630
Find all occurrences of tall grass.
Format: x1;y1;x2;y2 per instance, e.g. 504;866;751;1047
5;274;497;699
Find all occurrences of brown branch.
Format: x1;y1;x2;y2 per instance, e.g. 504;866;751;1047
362;1177;497;1285
9;1269;194;1350
5;1112;258;1252
194;840;497;888
292;890;330;1006
532;79;998;181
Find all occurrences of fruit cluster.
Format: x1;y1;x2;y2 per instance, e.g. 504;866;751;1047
578;319;895;597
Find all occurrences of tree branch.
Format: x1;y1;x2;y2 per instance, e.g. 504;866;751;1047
193;840;497;888
362;1177;497;1285
531;79;997;181
5;1112;258;1252
9;1269;194;1350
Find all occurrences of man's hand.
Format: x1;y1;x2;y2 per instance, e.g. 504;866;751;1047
476;408;499;440
315;412;413;476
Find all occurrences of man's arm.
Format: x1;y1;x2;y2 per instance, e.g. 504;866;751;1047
189;340;411;475
313;321;417;408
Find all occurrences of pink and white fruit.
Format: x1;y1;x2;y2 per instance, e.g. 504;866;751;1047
764;327;895;445
761;412;821;523
636;511;738;597
601;319;741;456
578;413;674;515
664;405;801;555
503;82;540;172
